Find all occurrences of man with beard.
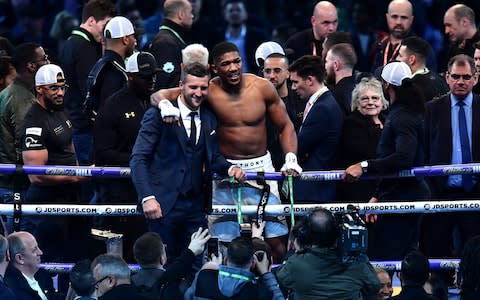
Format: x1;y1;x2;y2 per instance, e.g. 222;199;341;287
324;43;357;115
93;52;159;261
262;52;306;169
285;1;338;61
86;16;136;121
371;0;436;73
130;63;245;268
21;64;89;264
289;55;343;203
396;36;449;102
263;52;306;133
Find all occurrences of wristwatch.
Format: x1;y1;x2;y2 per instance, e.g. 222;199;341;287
360;160;369;173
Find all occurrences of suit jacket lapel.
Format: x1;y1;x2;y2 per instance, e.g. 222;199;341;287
442;94;453;161
172;100;188;154
472;94;480;161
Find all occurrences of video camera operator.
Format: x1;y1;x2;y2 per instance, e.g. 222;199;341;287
276;208;381;299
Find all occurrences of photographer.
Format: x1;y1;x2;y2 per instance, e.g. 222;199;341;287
276;208;380;299
184;236;284;300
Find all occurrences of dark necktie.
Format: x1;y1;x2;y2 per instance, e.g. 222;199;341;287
189;111;197;146
457;101;474;192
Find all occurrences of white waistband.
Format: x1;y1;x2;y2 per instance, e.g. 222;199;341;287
227;152;271;170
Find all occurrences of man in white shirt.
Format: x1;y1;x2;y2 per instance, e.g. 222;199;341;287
4;231;51;300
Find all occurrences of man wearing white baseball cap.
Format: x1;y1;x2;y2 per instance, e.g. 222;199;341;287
21;64;90;263
344;60;430;261
84;16;137;125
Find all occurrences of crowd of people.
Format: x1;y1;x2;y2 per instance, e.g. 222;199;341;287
1;0;480;299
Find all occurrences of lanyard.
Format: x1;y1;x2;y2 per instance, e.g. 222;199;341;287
383;41;400;66
159;25;186;45
72;30;91;42
219;270;251;282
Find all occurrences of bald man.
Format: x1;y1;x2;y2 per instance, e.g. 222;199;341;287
371;0;436;72
285;1;338;61
443;4;480;70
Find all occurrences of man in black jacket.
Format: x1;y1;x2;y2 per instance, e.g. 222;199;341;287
93;51;159;260
60;0;115;165
387;251;437;300
149;0;192;89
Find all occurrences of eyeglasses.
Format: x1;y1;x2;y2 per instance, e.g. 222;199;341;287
359;95;381;102
43;84;69;93
94;275;109;288
448;73;473;81
263;68;285;75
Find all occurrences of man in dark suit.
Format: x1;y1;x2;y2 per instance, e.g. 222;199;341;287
130;63;244;265
423;54;480;258
285;1;338;62
0;234;15;300
92;254;148;300
4;232;53;300
288;55;343;202
214;0;268;74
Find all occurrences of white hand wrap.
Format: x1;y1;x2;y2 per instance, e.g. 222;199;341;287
158;99;180;119
281;152;302;174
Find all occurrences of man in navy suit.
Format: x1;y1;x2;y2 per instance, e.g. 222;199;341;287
423;54;480;258
288;55;343;202
130;63;245;265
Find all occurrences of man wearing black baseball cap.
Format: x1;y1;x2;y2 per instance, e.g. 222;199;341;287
93;51;160;260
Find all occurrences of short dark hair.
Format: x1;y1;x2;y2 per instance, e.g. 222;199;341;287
227;237;254;268
70;259;96;296
329;43;357;69
81;0;116;23
180;62;210;81
324;32;352;49
308;208;339;247
133;232;164;267
447;54;476;75
401;36;430;64
12;43;40;73
288;55;325;84
211;42;239;64
0;56;13;79
401;251;430;286
392;77;426;114
252;237;273;265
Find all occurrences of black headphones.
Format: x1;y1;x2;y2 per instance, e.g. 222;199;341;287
297;208;339;247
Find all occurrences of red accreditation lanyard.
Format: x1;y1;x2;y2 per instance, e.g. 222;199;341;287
383;41;400;66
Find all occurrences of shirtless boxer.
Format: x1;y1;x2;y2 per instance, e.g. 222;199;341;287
151;42;300;261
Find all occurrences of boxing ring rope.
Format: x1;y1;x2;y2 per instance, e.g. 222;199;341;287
39;259;460;273
1;162;480;180
1;162;480;215
0;163;477;273
0;200;479;216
